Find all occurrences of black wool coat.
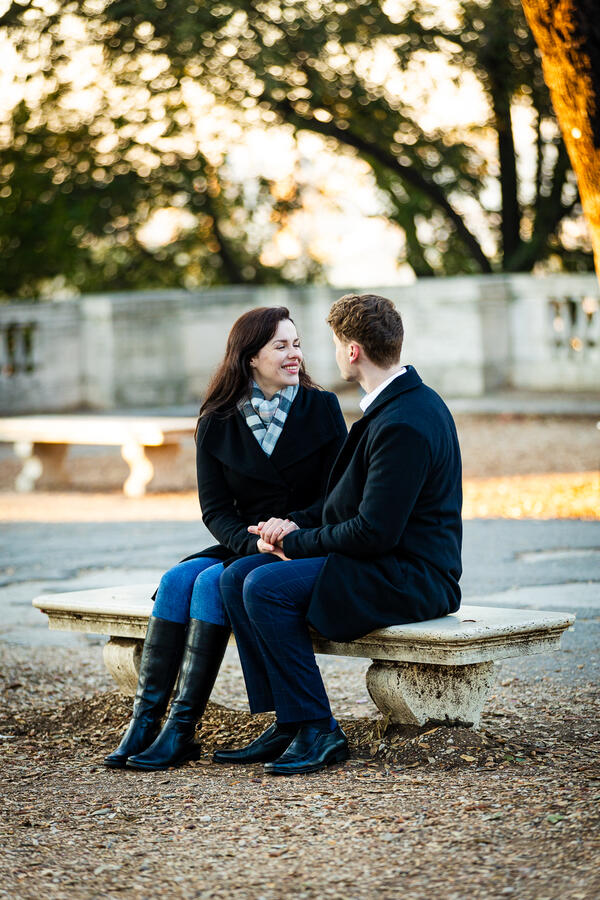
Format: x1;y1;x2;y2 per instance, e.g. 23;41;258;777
186;386;347;564
281;367;463;642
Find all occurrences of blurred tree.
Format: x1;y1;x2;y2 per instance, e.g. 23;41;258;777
520;0;600;279
85;0;592;274
0;8;318;298
0;0;593;298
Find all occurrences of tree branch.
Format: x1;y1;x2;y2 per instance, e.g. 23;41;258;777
269;97;492;273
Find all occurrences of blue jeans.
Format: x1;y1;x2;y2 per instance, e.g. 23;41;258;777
220;554;332;723
152;557;228;626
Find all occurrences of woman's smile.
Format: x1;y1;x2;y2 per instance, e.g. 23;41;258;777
250;318;303;396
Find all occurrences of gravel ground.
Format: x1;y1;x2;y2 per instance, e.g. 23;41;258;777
1;642;598;900
1;413;599;899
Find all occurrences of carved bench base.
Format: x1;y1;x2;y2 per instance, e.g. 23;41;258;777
102;637;496;728
103;638;143;695
15;441;69;491
366;659;496;728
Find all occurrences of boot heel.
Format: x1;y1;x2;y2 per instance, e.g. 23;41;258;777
185;744;203;762
330;748;349;765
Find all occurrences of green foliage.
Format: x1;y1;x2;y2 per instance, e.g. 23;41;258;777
0;5;319;298
0;0;593;299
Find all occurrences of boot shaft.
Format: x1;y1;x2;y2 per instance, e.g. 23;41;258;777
133;616;187;719
168;618;231;723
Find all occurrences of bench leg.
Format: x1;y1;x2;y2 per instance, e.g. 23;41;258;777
121;441;154;498
103;637;143;695
144;443;181;491
121;442;181;496
366;660;495;729
14;441;69;491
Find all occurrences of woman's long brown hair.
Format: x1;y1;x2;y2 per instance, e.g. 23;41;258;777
196;306;317;433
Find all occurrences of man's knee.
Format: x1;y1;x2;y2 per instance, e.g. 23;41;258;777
242;565;286;618
219;563;247;604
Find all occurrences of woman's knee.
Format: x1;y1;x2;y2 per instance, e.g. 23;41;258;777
190;563;228;625
153;563;195;622
159;558;213;595
157;563;185;595
193;562;223;592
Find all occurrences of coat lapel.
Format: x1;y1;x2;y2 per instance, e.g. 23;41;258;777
269;387;338;470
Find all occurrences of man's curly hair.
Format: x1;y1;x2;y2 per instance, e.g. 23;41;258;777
327;294;404;367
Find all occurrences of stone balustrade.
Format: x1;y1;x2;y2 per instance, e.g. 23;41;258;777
1;274;598;414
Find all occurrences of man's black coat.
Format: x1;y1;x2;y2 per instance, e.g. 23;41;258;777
282;367;462;641
188;386;347;563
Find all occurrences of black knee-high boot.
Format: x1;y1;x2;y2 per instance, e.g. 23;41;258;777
104;617;187;768
125;619;230;771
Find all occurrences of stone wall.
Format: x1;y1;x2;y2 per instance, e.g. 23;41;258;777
1;274;598;413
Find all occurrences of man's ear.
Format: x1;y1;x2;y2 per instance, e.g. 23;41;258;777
348;343;360;363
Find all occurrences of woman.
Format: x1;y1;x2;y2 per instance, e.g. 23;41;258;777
104;306;347;771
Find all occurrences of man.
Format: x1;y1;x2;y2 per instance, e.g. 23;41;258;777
216;293;462;775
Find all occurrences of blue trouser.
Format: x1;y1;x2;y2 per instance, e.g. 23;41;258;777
220;554;332;723
152;557;228;626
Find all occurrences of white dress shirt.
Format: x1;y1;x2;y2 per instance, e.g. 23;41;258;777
359;368;407;413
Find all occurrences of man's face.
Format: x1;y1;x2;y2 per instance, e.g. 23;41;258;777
332;332;356;382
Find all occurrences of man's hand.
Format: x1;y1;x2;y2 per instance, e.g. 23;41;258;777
256;536;289;561
249;518;298;560
248;518;299;544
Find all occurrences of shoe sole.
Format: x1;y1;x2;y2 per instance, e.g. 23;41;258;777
103;758;127;769
125;747;202;772
265;747;349;776
213;744;293;765
213;752;283;765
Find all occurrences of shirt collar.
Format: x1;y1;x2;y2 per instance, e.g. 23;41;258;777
359;368;407;413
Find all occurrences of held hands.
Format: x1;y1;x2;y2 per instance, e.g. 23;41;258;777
248;517;299;560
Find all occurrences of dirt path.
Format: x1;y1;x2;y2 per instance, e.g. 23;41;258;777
1;641;599;900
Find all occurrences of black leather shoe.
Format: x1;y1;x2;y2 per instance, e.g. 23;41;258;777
213;723;297;765
264;724;348;775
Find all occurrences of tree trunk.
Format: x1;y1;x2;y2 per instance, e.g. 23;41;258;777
520;0;600;279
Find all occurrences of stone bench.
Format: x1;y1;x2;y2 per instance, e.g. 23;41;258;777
0;414;196;497
32;585;575;728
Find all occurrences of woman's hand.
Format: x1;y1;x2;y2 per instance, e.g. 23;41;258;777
248;518;299;544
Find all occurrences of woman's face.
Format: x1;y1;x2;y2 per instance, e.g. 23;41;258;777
250;318;303;398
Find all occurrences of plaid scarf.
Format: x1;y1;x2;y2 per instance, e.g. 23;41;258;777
238;381;299;457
